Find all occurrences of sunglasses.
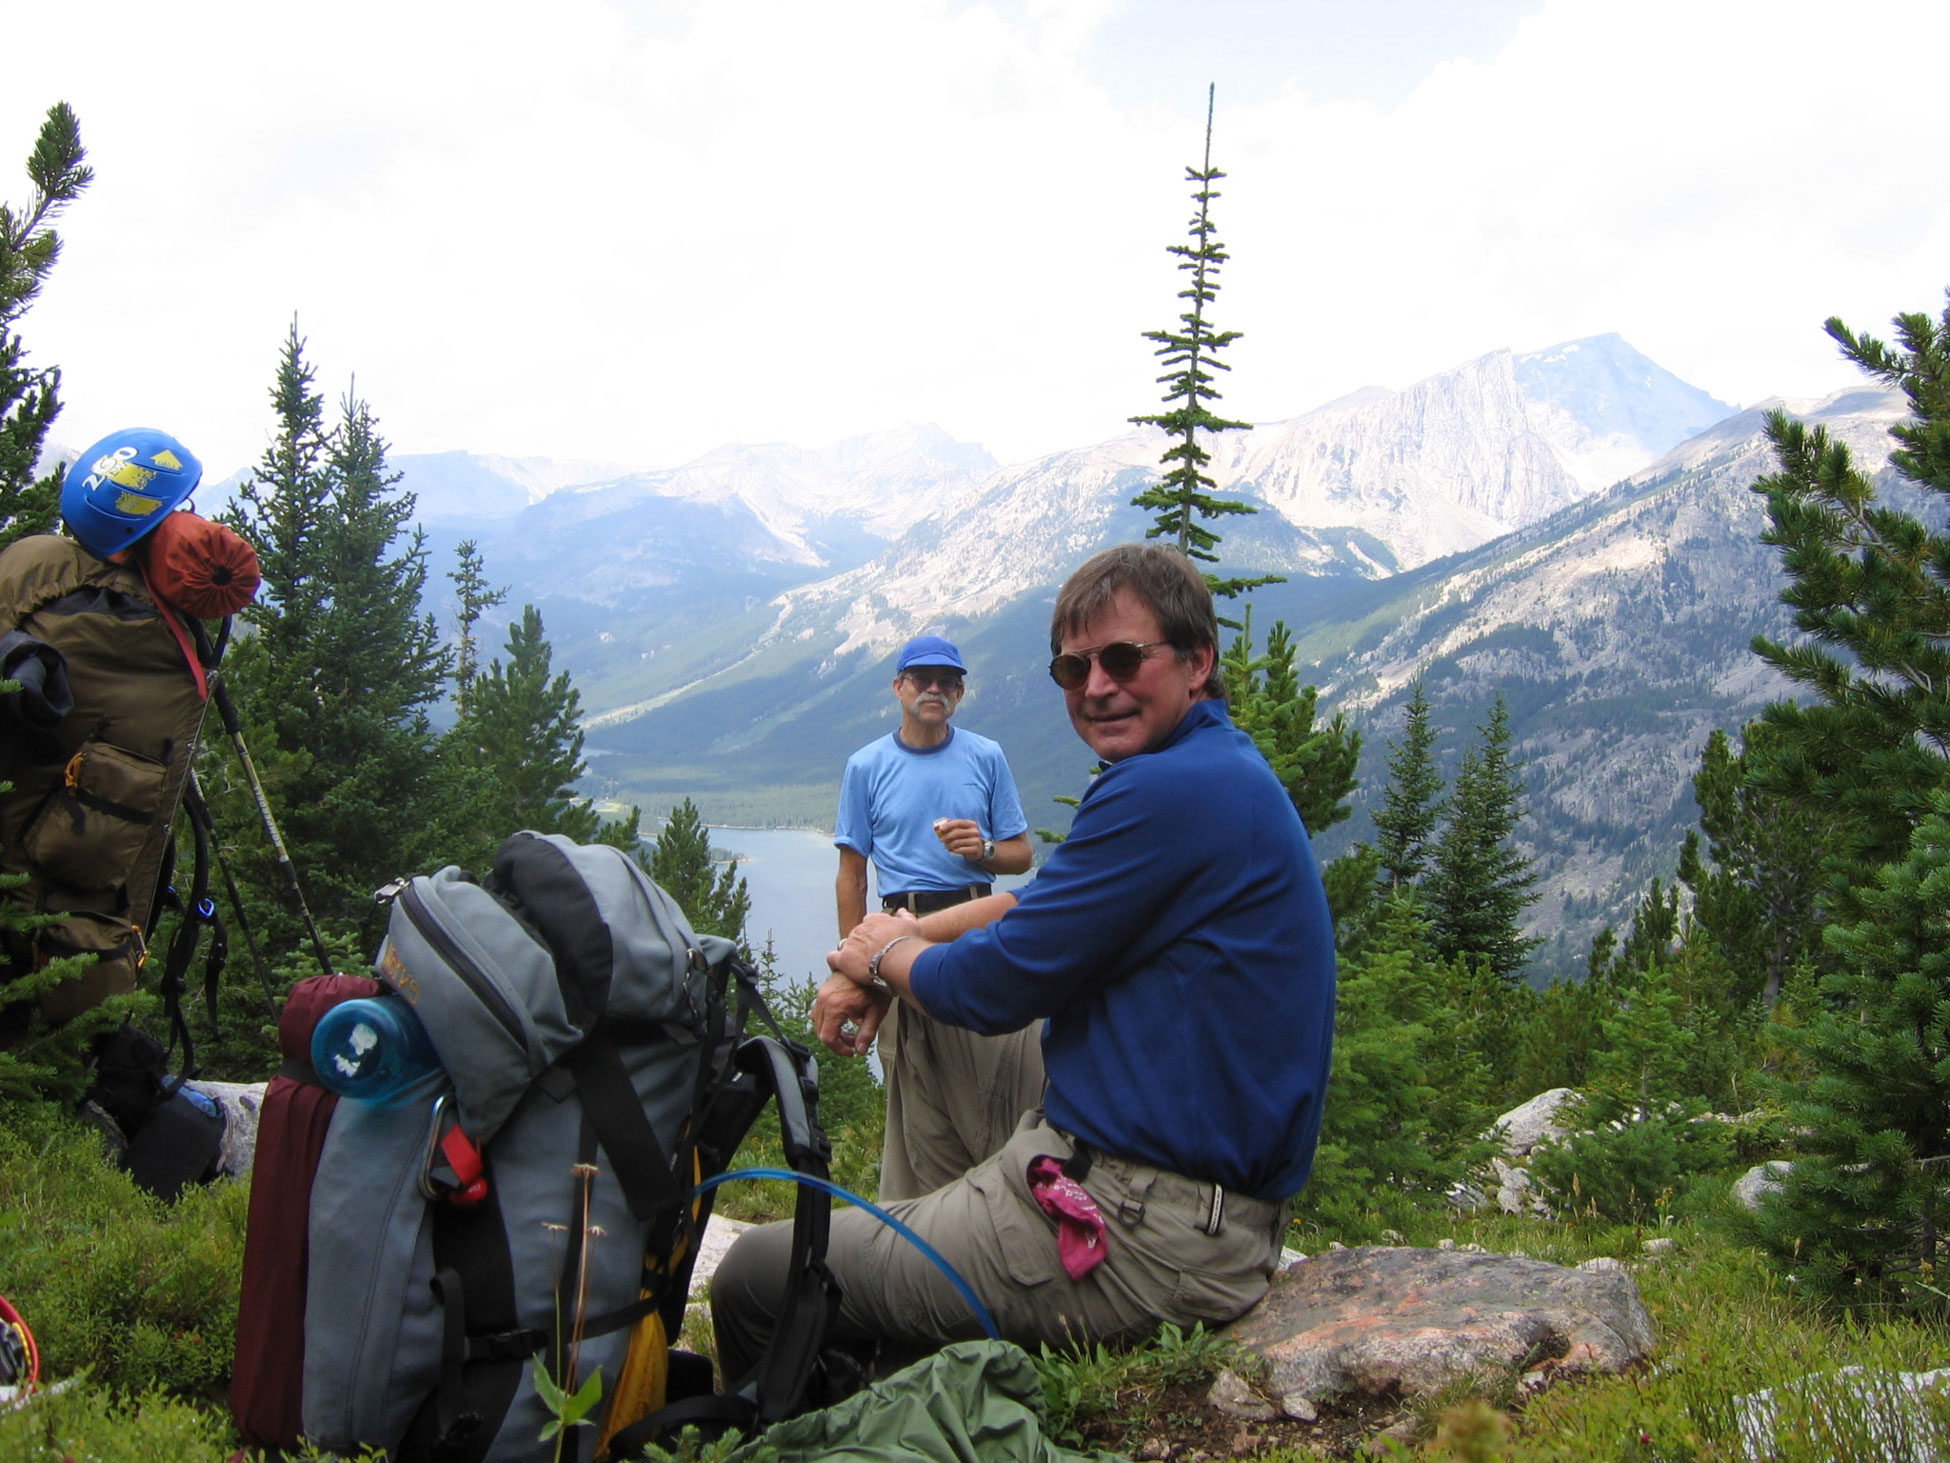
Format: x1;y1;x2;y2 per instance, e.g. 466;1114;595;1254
904;670;964;692
1048;640;1168;690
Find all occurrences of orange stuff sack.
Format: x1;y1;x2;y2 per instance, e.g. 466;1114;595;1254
145;511;260;617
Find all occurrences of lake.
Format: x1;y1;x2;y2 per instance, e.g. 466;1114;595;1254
707;826;1036;991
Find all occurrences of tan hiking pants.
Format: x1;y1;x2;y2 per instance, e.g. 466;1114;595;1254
876;996;1046;1200
711;1110;1285;1382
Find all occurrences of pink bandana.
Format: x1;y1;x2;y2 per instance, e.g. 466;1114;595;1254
1028;1156;1109;1280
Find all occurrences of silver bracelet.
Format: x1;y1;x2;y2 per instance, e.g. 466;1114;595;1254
868;934;921;986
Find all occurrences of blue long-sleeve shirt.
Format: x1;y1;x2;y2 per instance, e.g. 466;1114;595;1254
910;698;1336;1201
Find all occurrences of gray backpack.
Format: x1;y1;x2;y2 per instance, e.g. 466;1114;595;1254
300;831;837;1462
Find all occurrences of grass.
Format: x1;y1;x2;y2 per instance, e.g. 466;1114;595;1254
6;1099;1950;1460
1048;1199;1950;1462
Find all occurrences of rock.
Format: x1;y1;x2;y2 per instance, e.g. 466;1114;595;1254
1226;1245;1656;1406
1280;1392;1318;1422
1491;1156;1549;1217
1279;1246;1308;1270
185;1080;267;1178
1447;1181;1488;1212
1577;1257;1629;1275
1380;1229;1405;1244
1207;1368;1277;1422
1642;1237;1675;1257
76;1100;129;1165
687;1214;752;1297
1489;1088;1577;1157
1437;1238;1456;1251
1732;1161;1792;1212
1135;1437;1173;1461
1734;1366;1950;1462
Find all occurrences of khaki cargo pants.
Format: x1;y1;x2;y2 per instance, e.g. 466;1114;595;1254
876;995;1046;1201
711;1106;1286;1382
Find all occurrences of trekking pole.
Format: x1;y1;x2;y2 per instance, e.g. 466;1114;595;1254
185;769;281;1017
207;672;335;976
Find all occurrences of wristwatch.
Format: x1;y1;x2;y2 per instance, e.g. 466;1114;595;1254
980;839;996;865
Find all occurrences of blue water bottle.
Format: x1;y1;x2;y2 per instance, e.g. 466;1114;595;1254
310;996;441;1104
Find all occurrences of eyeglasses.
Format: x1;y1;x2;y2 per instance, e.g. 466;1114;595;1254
1048;641;1168;690
904;670;964;692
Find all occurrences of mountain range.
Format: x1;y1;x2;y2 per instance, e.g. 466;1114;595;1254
378;334;1892;970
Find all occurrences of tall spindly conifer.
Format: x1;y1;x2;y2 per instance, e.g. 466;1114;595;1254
1129;85;1278;602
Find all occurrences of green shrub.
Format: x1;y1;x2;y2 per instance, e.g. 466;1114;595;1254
1529;1110;1734;1224
0;1384;237;1462
0;1101;247;1397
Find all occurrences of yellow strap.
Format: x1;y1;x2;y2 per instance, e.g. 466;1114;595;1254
62;751;84;792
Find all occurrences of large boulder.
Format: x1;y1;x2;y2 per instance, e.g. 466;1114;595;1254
1222;1246;1655;1410
1491;1089;1577;1157
1732;1161;1792;1213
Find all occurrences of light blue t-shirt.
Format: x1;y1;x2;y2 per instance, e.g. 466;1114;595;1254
834;726;1028;895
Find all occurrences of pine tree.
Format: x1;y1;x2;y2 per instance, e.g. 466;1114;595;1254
0;102;90;548
449;539;506;718
1747;294;1950;909
1425;698;1539;984
649;800;751;945
447;605;599;845
1297;895;1493;1235
223;328;449;928
1221;614;1359;835
1373;679;1443;892
1733;291;1950;1305
1128;86;1278;602
1677;725;1832;1009
0;104;108;1100
1753;792;1950;1307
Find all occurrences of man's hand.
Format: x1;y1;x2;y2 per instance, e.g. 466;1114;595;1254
830;910;915;986
810;972;891;1058
933;817;987;863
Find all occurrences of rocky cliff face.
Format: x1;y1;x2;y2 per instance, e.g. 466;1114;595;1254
1306;387;1908;957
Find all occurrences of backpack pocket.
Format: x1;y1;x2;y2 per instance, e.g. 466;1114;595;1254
31;907;145;1023
20;739;168;892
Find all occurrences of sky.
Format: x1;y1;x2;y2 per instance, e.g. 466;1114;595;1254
9;0;1950;482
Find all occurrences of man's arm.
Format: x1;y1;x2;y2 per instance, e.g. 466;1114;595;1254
932;820;1032;877
836;846;868;940
828;910;937;1010
985;833;1032;876
913;889;1016;942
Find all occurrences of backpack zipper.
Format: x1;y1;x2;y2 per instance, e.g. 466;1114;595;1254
398;879;529;1051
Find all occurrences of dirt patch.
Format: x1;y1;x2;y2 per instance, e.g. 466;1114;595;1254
1072;1379;1416;1460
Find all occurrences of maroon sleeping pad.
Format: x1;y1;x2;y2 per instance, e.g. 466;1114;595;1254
230;973;383;1451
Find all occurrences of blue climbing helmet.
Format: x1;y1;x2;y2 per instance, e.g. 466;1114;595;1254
61;428;203;558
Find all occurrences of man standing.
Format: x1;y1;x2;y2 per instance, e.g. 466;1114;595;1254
834;634;1035;1198
713;546;1335;1380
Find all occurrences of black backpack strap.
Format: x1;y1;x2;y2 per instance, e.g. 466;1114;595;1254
182;770;279;1019
608;1036;841;1459
559;1030;683;1223
158;778;224;1052
408;1188;525;1463
492;832;690;1224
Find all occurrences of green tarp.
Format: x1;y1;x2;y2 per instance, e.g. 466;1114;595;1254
722;1340;1130;1463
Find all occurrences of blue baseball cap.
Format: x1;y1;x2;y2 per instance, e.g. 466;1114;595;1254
897;635;965;674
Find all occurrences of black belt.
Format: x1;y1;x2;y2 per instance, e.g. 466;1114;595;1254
881;884;990;915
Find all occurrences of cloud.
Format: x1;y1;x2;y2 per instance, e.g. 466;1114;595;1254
6;0;1948;479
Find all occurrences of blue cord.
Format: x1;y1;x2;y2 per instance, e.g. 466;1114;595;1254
692;1167;1000;1340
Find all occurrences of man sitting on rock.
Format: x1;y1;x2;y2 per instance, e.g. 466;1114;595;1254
710;543;1337;1376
